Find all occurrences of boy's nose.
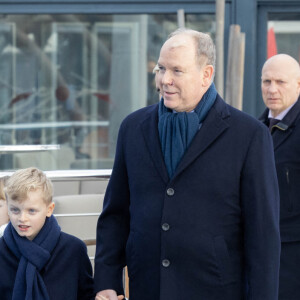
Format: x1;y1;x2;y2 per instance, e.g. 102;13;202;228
19;211;27;221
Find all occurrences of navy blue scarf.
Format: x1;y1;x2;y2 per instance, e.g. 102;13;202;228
4;215;61;300
158;83;217;178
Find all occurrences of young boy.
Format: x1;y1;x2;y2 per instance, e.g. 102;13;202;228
0;176;9;237
0;167;95;299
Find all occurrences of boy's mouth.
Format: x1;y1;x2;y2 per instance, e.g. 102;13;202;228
18;225;30;231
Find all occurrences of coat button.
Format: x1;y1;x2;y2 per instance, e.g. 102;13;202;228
162;223;170;231
162;259;170;267
166;188;174;196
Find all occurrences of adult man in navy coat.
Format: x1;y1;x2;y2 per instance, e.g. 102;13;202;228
94;28;280;300
259;54;300;300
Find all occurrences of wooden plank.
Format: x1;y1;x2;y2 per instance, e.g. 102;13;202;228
177;8;185;28
225;24;246;110
215;0;225;97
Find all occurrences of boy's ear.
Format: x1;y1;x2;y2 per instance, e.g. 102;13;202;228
47;202;55;217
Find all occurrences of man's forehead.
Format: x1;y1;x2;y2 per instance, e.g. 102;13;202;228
161;34;195;54
262;65;291;80
261;71;286;79
166;40;191;50
158;53;195;70
159;42;196;64
263;55;300;77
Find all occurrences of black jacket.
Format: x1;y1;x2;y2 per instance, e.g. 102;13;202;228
259;97;300;300
95;95;281;300
0;231;94;300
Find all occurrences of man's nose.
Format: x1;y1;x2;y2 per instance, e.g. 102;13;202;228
161;71;174;86
268;81;277;93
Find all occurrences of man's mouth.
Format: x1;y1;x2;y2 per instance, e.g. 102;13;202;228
164;91;176;96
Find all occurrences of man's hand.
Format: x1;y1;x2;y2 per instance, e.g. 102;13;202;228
95;289;124;300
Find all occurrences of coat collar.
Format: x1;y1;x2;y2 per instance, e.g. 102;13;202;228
140;95;230;183
259;98;300;149
140;104;170;183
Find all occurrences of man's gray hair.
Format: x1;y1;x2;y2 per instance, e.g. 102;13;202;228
168;28;216;72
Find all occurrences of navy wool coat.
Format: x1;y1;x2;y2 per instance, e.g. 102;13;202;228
259;97;300;300
95;95;281;300
0;231;95;300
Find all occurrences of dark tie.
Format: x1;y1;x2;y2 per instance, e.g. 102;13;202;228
269;118;280;132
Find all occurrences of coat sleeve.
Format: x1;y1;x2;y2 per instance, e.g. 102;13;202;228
77;241;95;300
241;124;281;299
94;122;130;296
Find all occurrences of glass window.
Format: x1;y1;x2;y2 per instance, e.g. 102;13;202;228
267;18;300;61
0;14;215;171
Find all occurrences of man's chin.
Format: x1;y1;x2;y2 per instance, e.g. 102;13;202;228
267;103;280;111
164;100;176;110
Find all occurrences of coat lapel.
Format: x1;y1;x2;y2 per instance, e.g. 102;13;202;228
272;126;293;150
173;96;230;179
259;98;300;150
140;105;169;183
272;99;300;150
140;97;230;183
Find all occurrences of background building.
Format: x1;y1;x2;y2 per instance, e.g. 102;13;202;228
0;0;299;171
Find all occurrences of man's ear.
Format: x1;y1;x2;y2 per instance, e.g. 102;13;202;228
47;202;55;217
297;76;300;95
202;65;214;87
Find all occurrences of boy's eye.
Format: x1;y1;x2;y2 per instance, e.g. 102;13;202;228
10;207;19;214
29;209;36;214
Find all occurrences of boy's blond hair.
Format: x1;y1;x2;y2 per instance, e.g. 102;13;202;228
0;176;9;200
5;167;53;204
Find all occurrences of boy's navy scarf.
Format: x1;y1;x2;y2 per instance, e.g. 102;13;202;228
3;215;61;300
158;83;217;178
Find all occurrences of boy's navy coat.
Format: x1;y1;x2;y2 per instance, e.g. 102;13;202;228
0;231;94;300
260;98;300;300
95;95;281;300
